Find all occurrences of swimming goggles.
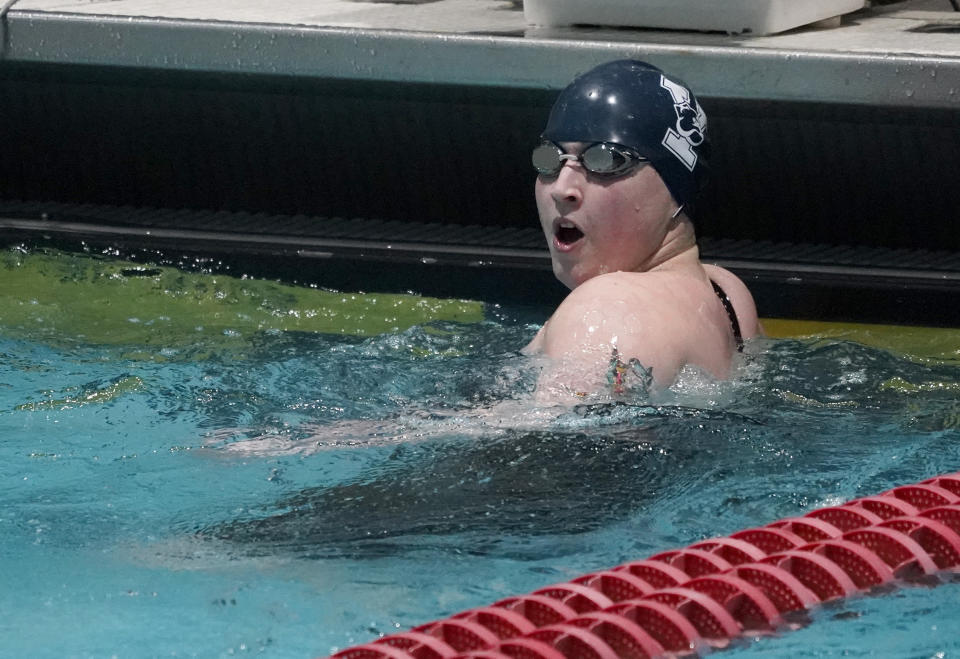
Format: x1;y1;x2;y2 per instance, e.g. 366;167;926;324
532;141;649;178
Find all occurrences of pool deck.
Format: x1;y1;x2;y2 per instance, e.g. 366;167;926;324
4;0;960;108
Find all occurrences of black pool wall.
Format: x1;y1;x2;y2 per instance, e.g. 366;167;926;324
2;62;959;251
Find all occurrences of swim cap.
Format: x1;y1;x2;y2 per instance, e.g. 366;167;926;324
541;60;710;215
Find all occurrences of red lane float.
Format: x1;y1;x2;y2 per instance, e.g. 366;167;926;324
329;472;960;659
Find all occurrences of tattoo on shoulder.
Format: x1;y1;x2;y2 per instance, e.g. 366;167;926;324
607;347;653;395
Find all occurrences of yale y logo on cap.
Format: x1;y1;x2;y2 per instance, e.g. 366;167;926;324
659;75;707;173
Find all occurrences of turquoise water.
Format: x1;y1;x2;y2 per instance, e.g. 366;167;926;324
3;249;960;658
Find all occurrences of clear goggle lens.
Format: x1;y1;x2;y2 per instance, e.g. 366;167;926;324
532;141;647;178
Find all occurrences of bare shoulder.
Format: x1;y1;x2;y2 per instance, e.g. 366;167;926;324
701;264;761;339
535;271;733;389
553;269;726;320
547;271;692;332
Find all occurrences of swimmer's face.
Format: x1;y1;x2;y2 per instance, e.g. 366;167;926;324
535;142;680;290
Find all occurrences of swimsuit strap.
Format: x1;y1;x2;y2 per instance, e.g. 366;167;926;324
711;280;744;353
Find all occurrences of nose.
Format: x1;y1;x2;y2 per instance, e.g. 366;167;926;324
549;160;584;208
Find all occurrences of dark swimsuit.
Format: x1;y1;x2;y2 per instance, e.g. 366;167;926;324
710;280;744;352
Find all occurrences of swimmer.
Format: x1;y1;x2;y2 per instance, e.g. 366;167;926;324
525;60;760;396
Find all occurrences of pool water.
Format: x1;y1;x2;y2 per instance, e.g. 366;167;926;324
2;247;960;658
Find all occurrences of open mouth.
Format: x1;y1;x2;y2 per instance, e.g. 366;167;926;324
554;220;584;248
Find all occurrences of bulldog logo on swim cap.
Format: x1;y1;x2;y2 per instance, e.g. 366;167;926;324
541;59;710;215
659;75;707;172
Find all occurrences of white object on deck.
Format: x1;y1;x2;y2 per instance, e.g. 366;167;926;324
524;0;868;35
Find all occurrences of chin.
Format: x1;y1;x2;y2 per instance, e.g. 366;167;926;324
551;264;575;291
552;253;603;290
554;268;588;291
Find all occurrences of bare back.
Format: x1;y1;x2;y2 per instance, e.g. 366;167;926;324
702;264;761;341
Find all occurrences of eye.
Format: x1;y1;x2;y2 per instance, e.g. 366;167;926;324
604;149;630;172
532;142;564;176
583;144;644;177
583;144;631;175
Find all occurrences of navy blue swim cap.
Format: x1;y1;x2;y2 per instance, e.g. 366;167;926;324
541;60;710;215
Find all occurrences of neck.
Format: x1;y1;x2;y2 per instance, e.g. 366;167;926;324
641;216;701;273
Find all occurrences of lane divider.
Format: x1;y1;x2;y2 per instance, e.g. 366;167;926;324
328;473;960;659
